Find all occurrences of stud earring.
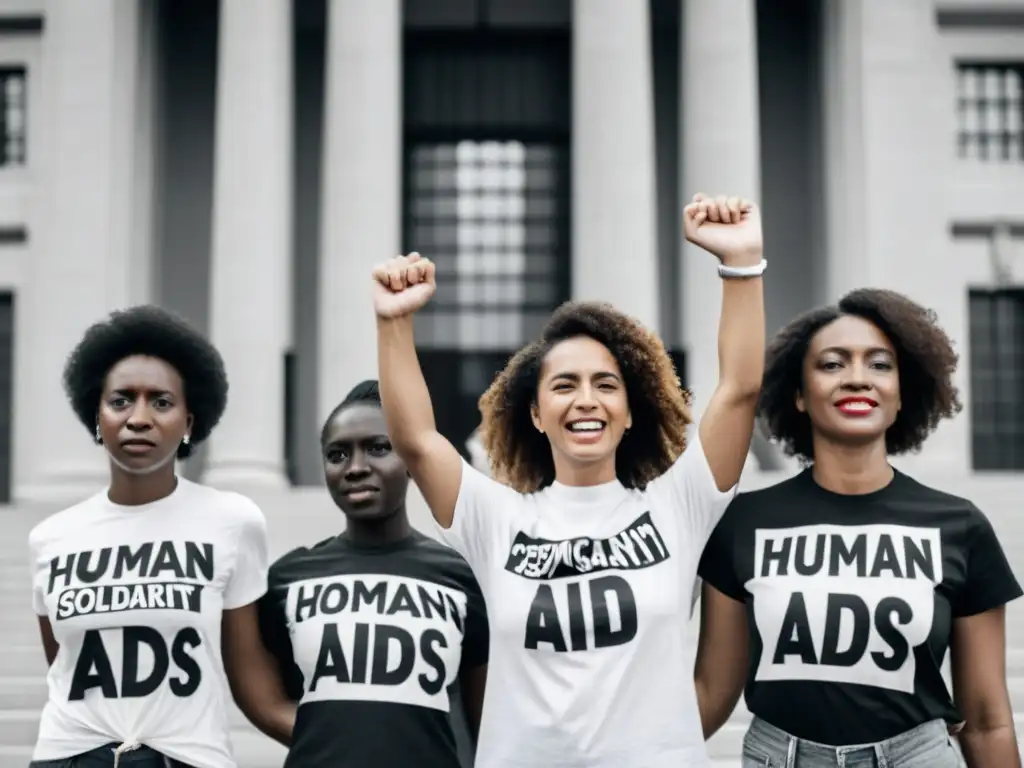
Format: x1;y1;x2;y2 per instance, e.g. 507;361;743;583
182;434;191;446
94;425;102;445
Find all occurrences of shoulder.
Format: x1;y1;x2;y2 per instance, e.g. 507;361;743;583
184;480;266;525
29;493;108;553
890;472;992;531
267;536;339;586
714;472;808;524
891;472;974;507
407;531;482;591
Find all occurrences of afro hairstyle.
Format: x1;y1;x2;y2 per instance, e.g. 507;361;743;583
478;300;692;493
62;304;228;459
759;287;962;461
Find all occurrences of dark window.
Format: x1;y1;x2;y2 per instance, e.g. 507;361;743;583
404;30;570;454
957;62;1023;162
0;66;25;167
969;288;1024;469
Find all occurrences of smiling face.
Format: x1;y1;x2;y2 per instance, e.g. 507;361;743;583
798;315;901;449
321;403;408;521
97;355;192;476
530;336;632;481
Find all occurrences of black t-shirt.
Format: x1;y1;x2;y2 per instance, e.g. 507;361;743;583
258;530;489;768
698;468;1022;746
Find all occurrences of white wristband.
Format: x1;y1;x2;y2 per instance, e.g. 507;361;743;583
718;259;767;280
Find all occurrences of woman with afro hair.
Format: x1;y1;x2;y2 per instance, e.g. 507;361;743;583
371;193;766;767
27;305;278;768
696;289;1022;767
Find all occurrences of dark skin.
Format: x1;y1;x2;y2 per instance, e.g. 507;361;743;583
38;355;197;667
322;403;487;739
228;404;487;745
695;316;1020;767
37;357;283;752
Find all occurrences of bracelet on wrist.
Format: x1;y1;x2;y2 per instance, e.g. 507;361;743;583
718;259;767;280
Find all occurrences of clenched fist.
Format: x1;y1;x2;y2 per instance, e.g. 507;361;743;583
683;193;763;267
372;253;437;319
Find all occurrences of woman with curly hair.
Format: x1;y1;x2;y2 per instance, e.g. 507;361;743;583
371;192;766;767
27;305;272;768
696;289;1022;767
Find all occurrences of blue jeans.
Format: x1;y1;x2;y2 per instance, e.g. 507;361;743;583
29;743;191;768
742;717;966;767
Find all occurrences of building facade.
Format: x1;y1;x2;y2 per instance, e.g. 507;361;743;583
0;0;1020;502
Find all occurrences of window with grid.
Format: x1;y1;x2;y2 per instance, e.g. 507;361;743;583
969;288;1024;469
956;62;1023;162
403;29;570;452
408;139;565;351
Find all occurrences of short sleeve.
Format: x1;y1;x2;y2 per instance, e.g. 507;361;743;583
435;460;519;574
951;509;1024;618
460;570;489;671
223;500;270;610
697;500;747;601
257;578;304;701
646;430;738;548
28;531;47;616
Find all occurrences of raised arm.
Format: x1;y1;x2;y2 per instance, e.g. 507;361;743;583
373;253;466;528
683;194;765;492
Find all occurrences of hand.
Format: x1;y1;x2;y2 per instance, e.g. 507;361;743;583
683;193;763;266
371;253;436;319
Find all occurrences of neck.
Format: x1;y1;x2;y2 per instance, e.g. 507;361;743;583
344;507;412;546
107;465;179;506
810;436;893;495
552;454;617;487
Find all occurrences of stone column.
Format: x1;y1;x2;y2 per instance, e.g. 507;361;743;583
680;0;761;418
571;0;659;329
19;0;152;500
318;0;401;423
819;1;958;473
205;0;293;487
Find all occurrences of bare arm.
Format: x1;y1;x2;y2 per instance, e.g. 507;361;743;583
37;616;58;667
222;603;296;747
377;314;465;528
694;583;749;738
459;664;488;743
951;606;1021;768
685;195;765;492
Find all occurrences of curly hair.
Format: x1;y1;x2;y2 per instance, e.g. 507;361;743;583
478;301;692;493
760;288;962;461
63;305;229;459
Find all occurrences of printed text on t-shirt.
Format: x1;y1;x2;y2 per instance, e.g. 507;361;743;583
286;573;468;711
504;513;672;654
750;523;942;694
44;541;216;701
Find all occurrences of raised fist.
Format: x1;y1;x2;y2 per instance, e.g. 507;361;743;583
371;253;437;319
683;193;763;267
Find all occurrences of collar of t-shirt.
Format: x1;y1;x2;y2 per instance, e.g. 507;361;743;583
797;466;909;505
542;478;630;509
335;530;422;555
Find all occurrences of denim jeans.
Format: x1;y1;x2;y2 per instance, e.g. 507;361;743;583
742;717;966;768
29;743;191;768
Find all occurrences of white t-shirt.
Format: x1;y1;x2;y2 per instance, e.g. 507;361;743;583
437;434;736;768
28;478;269;768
